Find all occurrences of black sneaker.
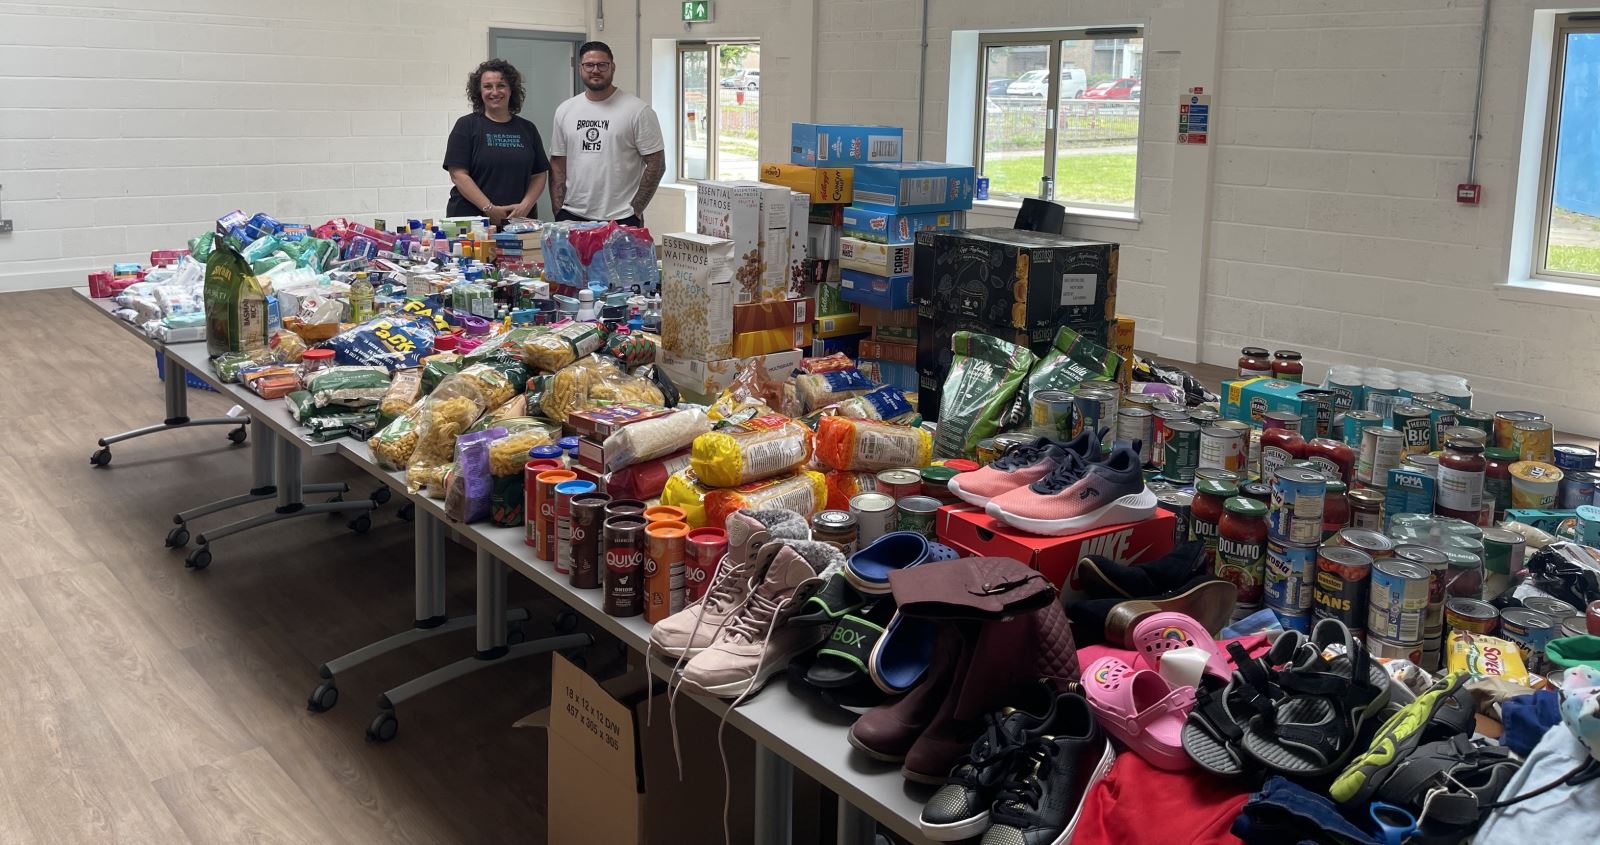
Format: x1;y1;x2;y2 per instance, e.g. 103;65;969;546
979;694;1114;845
918;683;1063;841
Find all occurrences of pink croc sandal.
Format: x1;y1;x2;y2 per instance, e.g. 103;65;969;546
1083;656;1196;771
1131;611;1232;683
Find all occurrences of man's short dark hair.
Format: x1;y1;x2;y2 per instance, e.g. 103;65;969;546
578;41;614;61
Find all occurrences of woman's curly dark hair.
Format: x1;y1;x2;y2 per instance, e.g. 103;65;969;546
466;59;525;114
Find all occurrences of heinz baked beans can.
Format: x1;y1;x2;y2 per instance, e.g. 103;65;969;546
603;514;648;617
569;493;611;589
644;521;689;624
533;470;577;561
1391;404;1434;458
554;480;597;576
1313;545;1373;636
684;527;727;603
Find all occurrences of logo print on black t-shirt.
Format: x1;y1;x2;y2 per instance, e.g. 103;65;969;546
576;118;610;153
485;132;524;149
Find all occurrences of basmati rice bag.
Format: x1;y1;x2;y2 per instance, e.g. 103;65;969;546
690;415;813;487
823;470;879;511
602;408;713;472
796;368;875;413
662;469;827;529
933;332;1037;460
814;416;933;472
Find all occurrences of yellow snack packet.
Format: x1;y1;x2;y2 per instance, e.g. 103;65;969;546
1446;631;1529;685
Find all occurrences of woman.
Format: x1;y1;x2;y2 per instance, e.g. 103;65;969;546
443;59;549;225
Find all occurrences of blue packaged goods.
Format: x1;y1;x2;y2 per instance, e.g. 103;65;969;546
812;332;869;358
1220;377;1320;439
1384;467;1437;529
851;162;976;214
841;207;961;244
790;123;905;166
325;315;437;371
839;269;913;310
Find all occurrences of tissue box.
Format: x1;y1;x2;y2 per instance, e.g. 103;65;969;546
789;123;904;166
660;232;736;361
841;207;960;245
840;238;914;277
851;162;976;214
761;163;853;204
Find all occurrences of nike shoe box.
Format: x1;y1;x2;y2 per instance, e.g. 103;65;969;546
937;504;1176;596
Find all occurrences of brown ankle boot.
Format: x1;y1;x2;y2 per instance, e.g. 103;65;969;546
847;623;962;762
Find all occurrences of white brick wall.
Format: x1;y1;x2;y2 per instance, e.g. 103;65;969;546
0;1;585;292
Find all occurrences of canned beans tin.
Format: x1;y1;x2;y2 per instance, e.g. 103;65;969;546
1523;595;1579;620
1368;557;1430;643
1200;425;1248;474
1366;635;1424;665
1265;541;1318;617
1269;467;1326;545
1313;545;1373;634
1299;389;1339;439
1392;404;1435;457
1444;597;1499;639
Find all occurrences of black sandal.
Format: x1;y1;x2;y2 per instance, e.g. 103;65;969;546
1240;622;1391;778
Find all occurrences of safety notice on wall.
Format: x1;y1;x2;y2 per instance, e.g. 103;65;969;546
1178;88;1209;144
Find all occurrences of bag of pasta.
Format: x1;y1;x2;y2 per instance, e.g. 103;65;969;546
814;416;932;472
406;380;489;489
408;462;454;499
484;419;563;527
378;367;423;427
522;321;606;372
541;356;665;421
482;393;528;426
690;414;813;487
663;469;827;529
369;403;423;471
796;368;875;413
451;363;517;409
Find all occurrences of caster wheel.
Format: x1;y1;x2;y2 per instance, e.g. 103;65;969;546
398;503;415;522
506;623;528;645
186;547;212;570
90;448;112;467
165;526;190;549
370;487;392;506
366;711;399;743
553;608;579;634
307;682;339;713
227;426;248;445
348;515;372;534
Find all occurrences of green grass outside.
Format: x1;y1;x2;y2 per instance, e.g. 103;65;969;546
983;151;1137;206
1547;244;1600;275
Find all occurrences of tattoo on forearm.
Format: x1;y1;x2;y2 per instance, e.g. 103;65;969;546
631;152;666;215
549;157;567;214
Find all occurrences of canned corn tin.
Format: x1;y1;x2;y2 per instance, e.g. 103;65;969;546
1368;557;1430;644
1031;390;1077;440
1343;411;1383;449
1493;411;1544;450
1313;545;1373;635
1269;467;1326;545
1553;443;1599;472
1512;420;1555;463
1163;420;1201;483
1265;541;1318;617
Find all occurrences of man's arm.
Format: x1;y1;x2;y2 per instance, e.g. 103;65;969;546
548;156;567;215
630;151;666;220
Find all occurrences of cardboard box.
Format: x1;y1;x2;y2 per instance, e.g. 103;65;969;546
816;281;852;318
733;297;814;334
858;338;916;365
1112;316;1136;389
811;332;868;358
839;237;914;277
873;324;917;342
841;206;961;245
528;653;754;845
760;163;854;204
732;180;793;303
733;323;812;357
858;304;918;328
695;182;765;304
787;191;811;299
815;311;863;338
789;123;905;165
659;348;805;400
1220;377;1319;438
852;162;977;214
840;269;913;310
567;404;674;440
659;232;736;361
938;505;1177;595
913;228;1118;337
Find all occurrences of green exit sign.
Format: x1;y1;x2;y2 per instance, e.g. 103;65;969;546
682;0;712;22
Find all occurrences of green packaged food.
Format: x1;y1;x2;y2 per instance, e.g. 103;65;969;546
1026;325;1122;398
213;349;273;383
305;366;392;409
188;231;215;261
421;354;462;395
203;245;269;357
933;332;1037;460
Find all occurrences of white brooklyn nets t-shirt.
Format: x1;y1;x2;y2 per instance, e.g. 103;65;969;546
550;89;665;221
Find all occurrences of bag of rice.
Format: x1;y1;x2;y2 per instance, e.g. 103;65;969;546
601;408;713;472
796;368;875;413
814;416;933;472
934;332;1037;460
835;385;917;424
662;468;827;529
605;448;694;501
690;414;813;487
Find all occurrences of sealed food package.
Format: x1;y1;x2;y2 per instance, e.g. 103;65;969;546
522;321;606;372
708;358;793;421
379;368;423;424
834;385;917;424
369;404;423;470
408;463;453;500
603;331;658;369
1446;631;1529;685
934;332;1037;459
1026;324;1123;400
483;418;562;475
444;428;503;524
324;315;436;371
823;469;879;511
796;368;876;413
690;415;814;487
213;348;275;383
451;363;517;409
203;245;270;357
605;448;693;500
601;408;713;472
814;416;932;472
406;380;489;487
421;353;463;394
483;394;528;425
305;366;391;409
542;357;665;421
269;329;307;363
464;326;536;366
801;352;856;374
662;469;827;529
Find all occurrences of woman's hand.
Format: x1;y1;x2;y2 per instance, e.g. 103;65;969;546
508;201;535;221
485;205;511;225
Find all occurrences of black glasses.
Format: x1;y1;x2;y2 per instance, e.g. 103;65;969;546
581;61;613;71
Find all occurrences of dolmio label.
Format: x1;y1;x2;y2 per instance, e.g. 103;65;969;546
1216;535;1265;603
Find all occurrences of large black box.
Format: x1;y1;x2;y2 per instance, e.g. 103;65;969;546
912;228;1117;347
916;315;1109;423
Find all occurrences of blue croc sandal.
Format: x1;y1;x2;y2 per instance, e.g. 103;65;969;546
868;611;944;694
845;532;959;595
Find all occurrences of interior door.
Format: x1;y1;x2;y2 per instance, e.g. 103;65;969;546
490;30;580;219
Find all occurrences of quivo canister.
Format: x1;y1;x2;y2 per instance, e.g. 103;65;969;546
644;521;688;624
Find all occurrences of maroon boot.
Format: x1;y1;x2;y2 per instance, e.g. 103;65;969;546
847;623;962;762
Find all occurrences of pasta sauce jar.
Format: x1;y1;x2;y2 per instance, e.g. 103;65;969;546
1259;411;1306;485
1217;496;1269;611
1239;347;1273;379
1190;479;1238;557
1305;437;1357;485
1271;350;1304;383
1436;438;1487;522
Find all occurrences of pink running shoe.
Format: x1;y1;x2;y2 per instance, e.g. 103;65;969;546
947;428;1106;509
986;442;1157;536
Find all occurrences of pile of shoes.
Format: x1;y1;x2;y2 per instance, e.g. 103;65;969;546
950;428;1159;537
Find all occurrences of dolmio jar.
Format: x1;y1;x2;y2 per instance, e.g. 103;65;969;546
1191;478;1238;557
1218;496;1269;609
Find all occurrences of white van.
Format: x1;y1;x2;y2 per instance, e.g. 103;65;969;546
1005;67;1088;99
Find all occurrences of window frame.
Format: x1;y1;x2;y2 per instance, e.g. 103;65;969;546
676;39;760;185
974;27;1144;215
1534;13;1600;285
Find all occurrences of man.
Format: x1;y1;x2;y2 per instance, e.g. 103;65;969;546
549;42;666;227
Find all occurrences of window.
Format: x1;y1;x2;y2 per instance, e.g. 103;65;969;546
1537;14;1600;282
976;29;1143;212
677;41;760;182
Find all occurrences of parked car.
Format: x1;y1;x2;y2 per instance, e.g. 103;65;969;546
1082;77;1140;100
719;70;760;90
986;77;1014;97
1005;67;1087;99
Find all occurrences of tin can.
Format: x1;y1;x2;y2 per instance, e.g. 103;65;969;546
1480;526;1525;576
1313;546;1374;634
1118;407;1155;465
1391;404;1434;457
1274;611;1313;633
1265;541;1318;617
602;514;648;617
1369;557;1430;643
1560;470;1600;509
1512;421;1555;463
644;505;688;524
554;479;598;576
976;439;1002;466
1435;383;1473;410
1452;409;1494;440
896;496;941;539
1500;608;1558;674
1422;401;1460;444
1493;411;1544;450
1269;467;1326;545
943;459;979;474
1124;393;1158;408
1031;390;1078;439
1562;615;1590;639
1554;444;1599;472
1241;481;1272;506
812;510;860;555
532;469;576;558
1334;526;1395;560
1347;489;1386;531
1444;597;1499;639
1510;461;1563;508
851;492;897;545
1195;467;1241;485
684;527;727;602
876;469;923;501
1523;595;1578;621
1200;425;1247;474
1343;411;1383;449
1356;427;1403;487
1578;505;1600;547
1403;453;1438;476
1188;408;1223;425
1394;543;1449;638
569;493;612;589
1162;420;1201;483
643;521;689;624
1364;379;1401;419
1328;372;1365;415
1367;635;1424;665
1440;425;1488;448
1073;386;1115;435
1152;410;1189;469
1299;389;1339;439
919;466;960;503
1156;490;1193;545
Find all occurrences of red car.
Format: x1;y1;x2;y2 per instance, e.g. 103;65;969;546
1081;78;1139;100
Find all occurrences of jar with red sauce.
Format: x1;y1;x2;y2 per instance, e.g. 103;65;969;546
1305;437;1356;485
1483;447;1517;520
1323;480;1350;539
1436;438;1487;522
1272;350;1304;383
1191;478;1238;557
1239;347;1273;379
1217;496;1269;609
1259;411;1306;484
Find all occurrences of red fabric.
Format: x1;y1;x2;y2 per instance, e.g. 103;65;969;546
1072;751;1248;845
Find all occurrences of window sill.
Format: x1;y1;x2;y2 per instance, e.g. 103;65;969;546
969;199;1142;230
1497;277;1600;308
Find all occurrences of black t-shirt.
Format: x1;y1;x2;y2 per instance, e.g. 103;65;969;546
442;112;551;217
